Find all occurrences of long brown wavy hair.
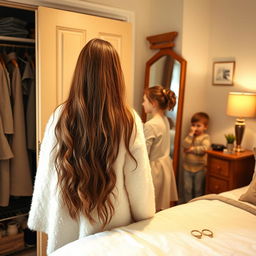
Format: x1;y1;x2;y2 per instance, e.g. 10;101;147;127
54;39;135;228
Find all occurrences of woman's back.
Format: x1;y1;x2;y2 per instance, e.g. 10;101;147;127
28;106;155;253
28;39;155;254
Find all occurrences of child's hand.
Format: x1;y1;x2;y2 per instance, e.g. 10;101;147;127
189;126;196;136
184;146;194;153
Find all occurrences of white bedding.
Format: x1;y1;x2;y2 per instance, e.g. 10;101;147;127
50;186;256;256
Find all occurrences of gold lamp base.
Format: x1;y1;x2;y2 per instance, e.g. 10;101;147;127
234;145;245;152
234;118;245;152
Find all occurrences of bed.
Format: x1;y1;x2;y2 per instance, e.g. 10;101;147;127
50;179;256;256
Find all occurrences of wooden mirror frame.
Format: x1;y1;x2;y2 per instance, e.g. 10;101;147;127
141;31;187;180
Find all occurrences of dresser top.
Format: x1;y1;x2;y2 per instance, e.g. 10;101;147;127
206;150;254;160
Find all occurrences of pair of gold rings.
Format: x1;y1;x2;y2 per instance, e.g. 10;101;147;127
191;229;213;239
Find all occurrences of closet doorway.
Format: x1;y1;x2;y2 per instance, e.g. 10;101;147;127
0;4;36;256
0;3;132;256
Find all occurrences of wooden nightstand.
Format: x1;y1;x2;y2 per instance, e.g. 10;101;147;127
205;150;255;194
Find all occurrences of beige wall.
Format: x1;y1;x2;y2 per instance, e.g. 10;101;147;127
205;0;256;149
181;0;211;147
180;0;256;149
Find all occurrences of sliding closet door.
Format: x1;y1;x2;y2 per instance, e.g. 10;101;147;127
37;6;132;139
37;6;132;256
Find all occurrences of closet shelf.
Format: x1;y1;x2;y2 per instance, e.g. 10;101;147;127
0;197;31;222
0;213;28;223
0;35;35;44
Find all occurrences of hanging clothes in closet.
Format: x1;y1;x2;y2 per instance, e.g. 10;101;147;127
0;57;14;206
22;52;36;182
0;45;34;206
6;51;33;196
22;53;36;152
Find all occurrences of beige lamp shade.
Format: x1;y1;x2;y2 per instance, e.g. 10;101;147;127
226;92;256;117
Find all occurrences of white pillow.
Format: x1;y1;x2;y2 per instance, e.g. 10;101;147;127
253;147;256;179
239;175;256;206
239;147;256;206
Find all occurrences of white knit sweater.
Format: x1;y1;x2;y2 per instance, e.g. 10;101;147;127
28;106;155;254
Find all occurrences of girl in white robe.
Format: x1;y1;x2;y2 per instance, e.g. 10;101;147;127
142;85;178;211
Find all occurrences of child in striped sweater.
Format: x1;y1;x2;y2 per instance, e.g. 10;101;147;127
183;112;211;202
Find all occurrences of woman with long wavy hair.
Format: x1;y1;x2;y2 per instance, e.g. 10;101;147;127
28;39;155;254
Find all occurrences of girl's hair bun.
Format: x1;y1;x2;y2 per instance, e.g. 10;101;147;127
144;85;176;111
162;88;176;111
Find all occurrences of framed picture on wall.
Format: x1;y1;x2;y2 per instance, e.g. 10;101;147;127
212;61;235;85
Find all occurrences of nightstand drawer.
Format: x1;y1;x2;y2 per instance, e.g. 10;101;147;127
210;158;229;177
208;176;228;193
206;150;254;194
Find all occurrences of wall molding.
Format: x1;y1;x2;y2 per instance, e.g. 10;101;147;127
4;0;134;22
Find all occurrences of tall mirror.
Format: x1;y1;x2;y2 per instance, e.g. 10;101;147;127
141;32;186;180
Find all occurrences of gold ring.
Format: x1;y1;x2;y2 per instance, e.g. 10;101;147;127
202;229;213;238
191;230;202;239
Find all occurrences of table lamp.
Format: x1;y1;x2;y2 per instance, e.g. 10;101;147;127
226;92;256;152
